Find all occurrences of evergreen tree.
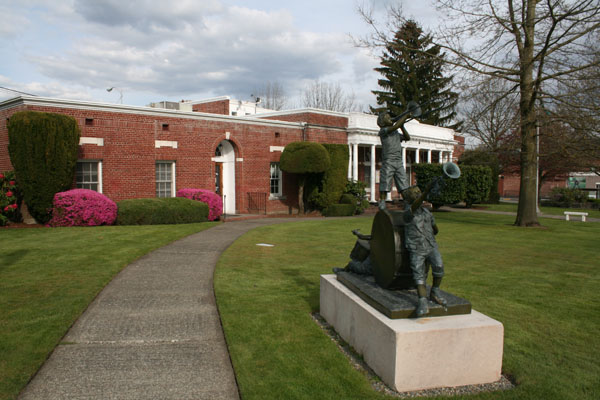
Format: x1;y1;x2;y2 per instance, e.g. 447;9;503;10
372;20;461;130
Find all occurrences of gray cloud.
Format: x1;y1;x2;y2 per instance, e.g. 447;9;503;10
28;3;349;101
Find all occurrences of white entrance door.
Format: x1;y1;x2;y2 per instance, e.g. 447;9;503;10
214;140;236;214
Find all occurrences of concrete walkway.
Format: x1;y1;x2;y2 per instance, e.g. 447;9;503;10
19;218;310;400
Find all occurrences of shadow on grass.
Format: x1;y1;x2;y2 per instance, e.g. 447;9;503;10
280;266;321;312
0;249;29;270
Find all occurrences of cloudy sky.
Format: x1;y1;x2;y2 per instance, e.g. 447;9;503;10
0;0;440;110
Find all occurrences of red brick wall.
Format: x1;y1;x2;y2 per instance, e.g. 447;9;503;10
192;99;230;115
499;174;567;198
0;105;28;171
1;102;348;214
260;112;348;128
453;135;465;161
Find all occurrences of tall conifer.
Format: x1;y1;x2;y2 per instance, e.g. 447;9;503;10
373;20;461;130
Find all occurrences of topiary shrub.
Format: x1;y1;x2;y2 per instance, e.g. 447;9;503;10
280;142;331;213
116;198;209;225
7;111;80;223
306;144;349;212
47;189;117;227
0;171;21;226
323;203;356;217
176;189;223;221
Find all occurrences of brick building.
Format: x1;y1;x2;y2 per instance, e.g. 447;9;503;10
0;95;463;214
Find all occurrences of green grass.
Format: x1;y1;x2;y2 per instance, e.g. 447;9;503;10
215;214;600;400
472;201;600;219
0;222;218;400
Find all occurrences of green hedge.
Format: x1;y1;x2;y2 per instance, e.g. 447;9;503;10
322;203;356;217
463;166;492;207
459;149;500;203
414;163;464;207
413;163;492;208
7;111;80;223
116;197;209;225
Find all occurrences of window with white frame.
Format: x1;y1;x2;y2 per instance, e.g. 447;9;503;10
76;161;102;192
270;162;282;198
156;161;175;198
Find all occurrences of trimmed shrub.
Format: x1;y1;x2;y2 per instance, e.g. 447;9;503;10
0;171;21;226
548;187;588;208
177;188;223;221
7;111;80;223
323;203;356;217
462;166;493;208
116;198;209;225
339;193;355;204
459;149;500;203
47;189;117;227
281;142;331;214
306;144;349;212
280;142;331;173
413;163;464;207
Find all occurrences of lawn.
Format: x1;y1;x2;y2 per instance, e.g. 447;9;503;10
215;213;599;400
471;201;600;219
0;222;218;400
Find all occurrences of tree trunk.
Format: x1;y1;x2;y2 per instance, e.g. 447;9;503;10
298;175;305;214
515;0;540;227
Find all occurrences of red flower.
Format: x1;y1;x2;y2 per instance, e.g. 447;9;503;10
0;173;4;179
3;206;9;212
6;191;13;197
9;181;15;186
12;203;18;209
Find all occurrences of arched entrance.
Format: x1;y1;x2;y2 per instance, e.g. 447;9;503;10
213;140;236;214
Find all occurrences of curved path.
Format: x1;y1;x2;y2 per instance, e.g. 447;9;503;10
19;218;312;400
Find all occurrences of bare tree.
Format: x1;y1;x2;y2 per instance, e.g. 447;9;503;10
357;1;600;226
253;81;287;110
301;80;356;112
461;77;520;153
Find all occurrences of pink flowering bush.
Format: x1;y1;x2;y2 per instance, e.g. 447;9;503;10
47;189;117;227
0;171;20;226
177;188;223;221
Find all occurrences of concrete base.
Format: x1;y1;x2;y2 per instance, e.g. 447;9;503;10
320;274;504;393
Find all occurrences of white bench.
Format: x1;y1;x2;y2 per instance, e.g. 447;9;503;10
564;211;588;222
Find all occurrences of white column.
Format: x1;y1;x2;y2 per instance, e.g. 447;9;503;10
352;143;359;181
370;145;376;202
402;146;407;169
439;151;443;164
415;148;420;163
348;144;352;180
427;149;432;163
449;151;454;163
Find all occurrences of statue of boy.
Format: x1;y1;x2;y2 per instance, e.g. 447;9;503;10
377;102;420;210
402;185;447;317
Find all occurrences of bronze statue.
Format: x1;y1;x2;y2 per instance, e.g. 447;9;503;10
335;162;467;319
377;101;421;211
401;185;446;317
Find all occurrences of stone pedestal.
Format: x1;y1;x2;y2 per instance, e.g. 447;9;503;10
320;274;504;393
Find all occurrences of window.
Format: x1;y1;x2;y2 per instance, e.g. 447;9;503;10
85;118;94;126
156;161;175;198
162;123;169;131
270;162;282;198
76;161;102;192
